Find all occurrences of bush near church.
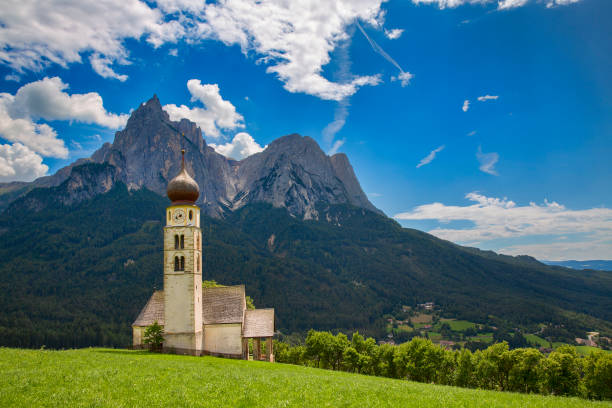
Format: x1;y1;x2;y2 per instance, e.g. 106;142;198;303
143;321;164;352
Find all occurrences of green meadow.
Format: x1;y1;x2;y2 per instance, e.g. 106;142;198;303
1;348;610;408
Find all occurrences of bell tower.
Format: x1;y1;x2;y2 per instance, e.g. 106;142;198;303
163;150;203;354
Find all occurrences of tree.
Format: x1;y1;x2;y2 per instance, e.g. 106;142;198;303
539;345;582;396
143;321;164;352
583;350;612;400
507;348;543;393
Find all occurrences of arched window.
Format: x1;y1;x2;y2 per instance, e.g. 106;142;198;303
189;210;193;220
196;234;200;250
174;235;179;250
196;254;199;272
168;211;171;221
180;235;185;249
174;256;179;271
180;256;185;271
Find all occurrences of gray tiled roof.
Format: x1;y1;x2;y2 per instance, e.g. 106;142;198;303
202;285;246;324
132;285;251;328
132;291;164;326
242;308;275;338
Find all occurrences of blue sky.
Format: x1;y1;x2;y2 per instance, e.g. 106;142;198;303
0;0;610;260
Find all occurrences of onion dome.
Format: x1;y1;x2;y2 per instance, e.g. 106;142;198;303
167;149;199;204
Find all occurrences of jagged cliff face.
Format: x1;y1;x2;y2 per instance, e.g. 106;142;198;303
3;95;381;219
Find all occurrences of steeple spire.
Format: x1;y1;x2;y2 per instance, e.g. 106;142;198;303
166;149;200;204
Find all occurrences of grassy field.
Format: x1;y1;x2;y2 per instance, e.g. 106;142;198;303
1;348;611;408
439;319;477;331
525;334;550;347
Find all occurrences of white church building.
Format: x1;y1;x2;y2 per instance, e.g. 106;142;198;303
132;150;275;360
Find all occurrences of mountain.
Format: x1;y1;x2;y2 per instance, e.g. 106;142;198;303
543;260;612;272
0;95;379;219
0;96;611;349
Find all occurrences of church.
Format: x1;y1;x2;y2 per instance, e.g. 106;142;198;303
132;151;275;361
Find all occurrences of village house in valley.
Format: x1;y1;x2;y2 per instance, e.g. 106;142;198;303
132;151;275;361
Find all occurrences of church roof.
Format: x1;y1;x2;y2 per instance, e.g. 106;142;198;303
133;285;272;330
242;309;275;338
202;285;246;324
132;290;164;327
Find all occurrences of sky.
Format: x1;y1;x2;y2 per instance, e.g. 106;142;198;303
0;0;610;261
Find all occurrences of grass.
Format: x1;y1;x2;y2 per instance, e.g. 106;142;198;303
525;334;550;348
1;348;611;408
439;319;477;331
410;313;433;324
469;333;494;344
575;346;612;356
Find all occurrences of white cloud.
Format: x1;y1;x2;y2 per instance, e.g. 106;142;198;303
394;192;612;259
498;240;611;261
8;77;128;128
384;28;404;40
0;0;184;81
391;71;414;87
198;0;386;101
357;21;412;88
0;77;127;159
417;145;445;168
498;0;528;8
168;48;179;57
164;79;244;138
477;94;499;102
411;0;579;9
467;130;477;136
462;100;470;112
328;139;346;155
546;0;580;7
210;132;265;160
0;143;48;182
476;146;499;175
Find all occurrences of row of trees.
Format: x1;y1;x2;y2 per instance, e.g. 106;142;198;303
274;330;612;400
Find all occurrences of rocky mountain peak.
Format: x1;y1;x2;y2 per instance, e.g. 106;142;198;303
2;96;382;220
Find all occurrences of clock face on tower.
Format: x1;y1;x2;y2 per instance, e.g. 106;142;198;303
173;209;186;224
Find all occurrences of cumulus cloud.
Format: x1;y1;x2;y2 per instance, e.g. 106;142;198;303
394;192;612;259
476;146;499;175
417;145;445;168
198;0;386;101
164;79;244;138
8;77;128;128
0;77;127;161
384;28;404;40
0;143;48;182
477;94;499;102
462;100;470;112
210;132;265;160
0;0;184;80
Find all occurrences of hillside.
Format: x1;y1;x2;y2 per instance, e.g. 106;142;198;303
0;184;611;348
1;348;608;408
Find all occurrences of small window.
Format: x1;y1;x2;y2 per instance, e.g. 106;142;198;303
174;256;179;271
168;211;171;221
180;235;185;249
196;235;200;250
174;235;179;250
180;256;185;271
189;210;193;220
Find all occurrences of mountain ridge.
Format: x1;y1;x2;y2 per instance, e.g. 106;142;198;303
0;95;380;220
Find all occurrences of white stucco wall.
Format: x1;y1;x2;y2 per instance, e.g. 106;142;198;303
203;324;243;355
132;326;145;347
